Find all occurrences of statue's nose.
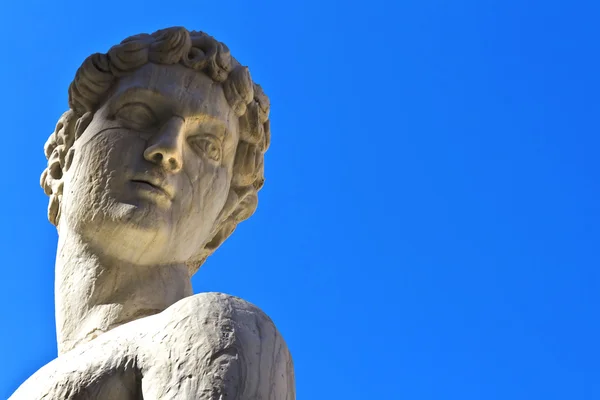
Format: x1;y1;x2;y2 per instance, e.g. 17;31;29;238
143;117;185;172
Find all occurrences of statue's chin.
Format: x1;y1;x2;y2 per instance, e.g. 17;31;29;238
68;200;173;264
111;200;166;228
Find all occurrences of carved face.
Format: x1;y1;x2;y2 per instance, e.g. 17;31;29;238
60;63;239;266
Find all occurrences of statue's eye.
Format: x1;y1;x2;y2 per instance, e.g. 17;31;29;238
114;103;158;129
188;134;222;162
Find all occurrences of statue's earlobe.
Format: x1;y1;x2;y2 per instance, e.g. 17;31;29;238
205;219;237;253
48;194;61;226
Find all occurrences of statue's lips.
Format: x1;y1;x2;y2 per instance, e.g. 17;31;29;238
130;179;173;200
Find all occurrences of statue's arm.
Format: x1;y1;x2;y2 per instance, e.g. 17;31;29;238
10;325;142;400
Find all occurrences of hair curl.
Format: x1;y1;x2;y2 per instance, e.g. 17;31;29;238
40;27;270;274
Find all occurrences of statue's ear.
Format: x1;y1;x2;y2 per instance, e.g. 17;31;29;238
205;187;258;249
204;219;237;253
40;111;92;226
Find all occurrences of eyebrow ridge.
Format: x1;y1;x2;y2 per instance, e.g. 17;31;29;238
110;86;166;106
109;86;230;134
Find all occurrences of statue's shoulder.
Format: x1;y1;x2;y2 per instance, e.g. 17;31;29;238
164;292;273;323
155;292;279;343
140;293;295;399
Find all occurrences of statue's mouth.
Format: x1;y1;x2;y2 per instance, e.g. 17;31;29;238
130;179;173;200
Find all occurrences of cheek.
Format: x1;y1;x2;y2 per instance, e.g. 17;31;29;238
171;163;229;258
188;163;230;216
60;136;111;227
177;158;230;239
64;134;114;198
63;130;145;206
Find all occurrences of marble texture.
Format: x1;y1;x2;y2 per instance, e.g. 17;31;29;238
11;27;293;399
12;293;295;399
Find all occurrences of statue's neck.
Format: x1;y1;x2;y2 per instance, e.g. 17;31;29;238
54;230;193;354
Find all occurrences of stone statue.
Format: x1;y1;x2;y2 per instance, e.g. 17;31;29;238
11;27;294;399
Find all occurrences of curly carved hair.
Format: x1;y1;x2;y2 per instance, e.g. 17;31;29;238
40;27;270;274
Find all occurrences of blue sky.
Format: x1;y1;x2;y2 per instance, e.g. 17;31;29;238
1;0;599;398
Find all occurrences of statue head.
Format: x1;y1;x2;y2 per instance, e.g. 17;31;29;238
40;27;270;274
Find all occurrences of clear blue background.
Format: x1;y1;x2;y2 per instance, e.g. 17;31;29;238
1;0;599;398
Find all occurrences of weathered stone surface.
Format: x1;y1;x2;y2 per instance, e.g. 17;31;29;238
12;293;295;399
11;27;293;399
